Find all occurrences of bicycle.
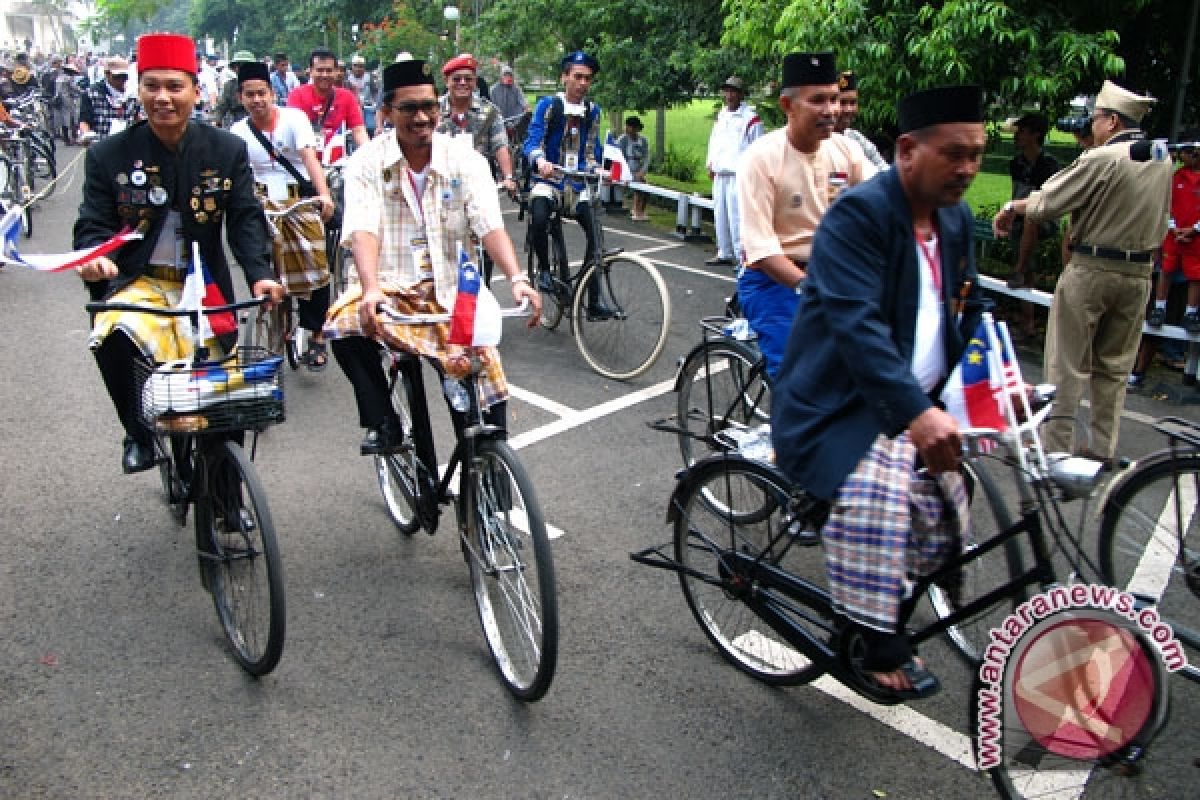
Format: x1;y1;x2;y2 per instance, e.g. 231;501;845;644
324;163;353;295
1098;415;1200;685
371;300;558;701
634;318;1193;798
0;126;41;237
523;167;670;380
84;293;288;676
254;196;326;371
662;300;771;470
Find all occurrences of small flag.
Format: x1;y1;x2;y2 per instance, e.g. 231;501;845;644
602;133;632;184
1;208;141;271
179;245;238;339
940;316;1021;432
323;121;347;167
447;246;502;347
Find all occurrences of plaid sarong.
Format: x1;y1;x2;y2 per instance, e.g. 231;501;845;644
88;277;226;363
323;280;508;409
821;433;968;632
264;197;329;298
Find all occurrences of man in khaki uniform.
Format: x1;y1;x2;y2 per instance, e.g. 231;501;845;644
737;51;876;378
993;80;1172;460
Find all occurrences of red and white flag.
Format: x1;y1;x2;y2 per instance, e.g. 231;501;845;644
447;247;502;347
179;243;238;339
1;207;141;271
603;133;632;184
323;121;347;167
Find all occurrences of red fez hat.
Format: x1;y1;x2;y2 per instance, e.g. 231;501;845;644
441;53;477;76
137;33;198;75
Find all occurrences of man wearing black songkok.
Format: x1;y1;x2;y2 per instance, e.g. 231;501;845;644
771;85;991;699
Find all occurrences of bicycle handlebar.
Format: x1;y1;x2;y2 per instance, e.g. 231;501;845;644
374;299;531;325
86;296;267;317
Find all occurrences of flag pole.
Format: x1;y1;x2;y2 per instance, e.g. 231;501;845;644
190;241;206;362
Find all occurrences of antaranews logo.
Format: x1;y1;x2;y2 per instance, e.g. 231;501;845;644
975;583;1186;771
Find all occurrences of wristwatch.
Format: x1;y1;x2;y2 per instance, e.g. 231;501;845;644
1002;201;1015;214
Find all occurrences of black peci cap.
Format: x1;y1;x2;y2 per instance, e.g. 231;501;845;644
237;61;270;86
782;52;837;89
897;85;984;134
383;59;436;94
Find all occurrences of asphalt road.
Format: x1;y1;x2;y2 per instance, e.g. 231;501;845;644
1;143;1197;799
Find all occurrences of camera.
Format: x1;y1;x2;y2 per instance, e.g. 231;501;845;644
1056;114;1090;134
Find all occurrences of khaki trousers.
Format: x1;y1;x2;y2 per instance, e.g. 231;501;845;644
1043;261;1150;458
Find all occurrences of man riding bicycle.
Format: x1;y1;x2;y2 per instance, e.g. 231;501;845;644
322;60;540;515
523;50;614;319
231;60;337;371
74;33;284;475
771;85;989;700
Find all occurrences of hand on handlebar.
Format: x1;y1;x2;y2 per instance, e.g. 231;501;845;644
317;193;336;222
359;287;387;338
909;406;963;475
510;280;542;328
77;255;119;283
252;278;286;310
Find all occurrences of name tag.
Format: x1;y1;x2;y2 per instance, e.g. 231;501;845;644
410;235;433;281
563;152;578;172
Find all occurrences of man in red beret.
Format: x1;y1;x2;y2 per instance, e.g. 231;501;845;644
287;47;368;162
436;52;517;282
74;31;284;475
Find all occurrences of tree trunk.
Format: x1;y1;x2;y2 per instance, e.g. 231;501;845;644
654;106;665;161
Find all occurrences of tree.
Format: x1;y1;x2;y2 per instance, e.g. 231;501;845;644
721;0;1131;134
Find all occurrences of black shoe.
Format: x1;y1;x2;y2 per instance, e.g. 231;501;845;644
705;256;734;267
122;437;156;474
361;418;405;455
585;302;618;321
1146;306;1167;328
1184;311;1200;335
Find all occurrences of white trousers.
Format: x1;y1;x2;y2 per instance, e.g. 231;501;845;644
713;172;740;262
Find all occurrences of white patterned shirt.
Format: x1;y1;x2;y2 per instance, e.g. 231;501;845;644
340;131;503;310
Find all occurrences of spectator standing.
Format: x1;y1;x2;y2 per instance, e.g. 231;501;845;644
1148;135;1200;332
197;51;220;110
78;56;141;140
618;116;650;220
994;80;1173;462
1005;113;1061;341
705;75;763;268
737;53;876;379
834;70;888;169
344;55;380;135
270;53;298;106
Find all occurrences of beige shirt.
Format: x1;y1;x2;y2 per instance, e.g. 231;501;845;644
1025;132;1172;265
340;131;503;309
738;129;876;265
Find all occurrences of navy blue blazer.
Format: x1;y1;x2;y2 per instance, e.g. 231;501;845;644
771;167;987;499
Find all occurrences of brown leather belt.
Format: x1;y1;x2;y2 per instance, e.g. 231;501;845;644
146;264;189;282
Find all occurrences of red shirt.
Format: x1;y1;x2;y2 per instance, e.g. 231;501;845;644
1166;166;1200;254
287;84;363;146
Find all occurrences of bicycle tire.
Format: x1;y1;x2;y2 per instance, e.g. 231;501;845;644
572;254;670;380
972;621;1180;800
10;163;32;238
927;458;1027;666
375;362;420;534
1098;451;1200;684
672;456;832;685
195;440;286;676
463;439;558;701
675;339;770;469
527;226;566;331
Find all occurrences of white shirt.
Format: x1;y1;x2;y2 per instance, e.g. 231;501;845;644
231;108;319;203
911;234;946;393
707;103;764;175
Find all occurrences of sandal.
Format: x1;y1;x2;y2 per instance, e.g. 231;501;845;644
865;657;941;701
302;339;328;372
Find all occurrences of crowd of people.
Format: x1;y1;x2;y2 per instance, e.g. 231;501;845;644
38;28;1178;702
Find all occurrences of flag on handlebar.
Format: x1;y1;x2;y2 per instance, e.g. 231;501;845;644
322;121;346;167
940;315;1022;433
0;207;142;271
602;133;632;185
447;246;502;347
178;245;238;339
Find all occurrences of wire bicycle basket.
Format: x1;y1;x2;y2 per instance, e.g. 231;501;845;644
137;345;286;434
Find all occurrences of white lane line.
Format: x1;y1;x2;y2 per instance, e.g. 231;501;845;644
635;254;737;283
633;243;688;256
506;377;675;450
508;384;578;419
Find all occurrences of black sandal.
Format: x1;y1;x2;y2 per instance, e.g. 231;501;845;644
858;628;941;701
302;340;328;372
865;657;941;701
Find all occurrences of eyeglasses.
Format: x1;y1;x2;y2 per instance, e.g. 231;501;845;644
390;100;440;116
449;75;474;84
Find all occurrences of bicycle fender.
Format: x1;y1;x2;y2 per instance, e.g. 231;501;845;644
1096;448;1183;519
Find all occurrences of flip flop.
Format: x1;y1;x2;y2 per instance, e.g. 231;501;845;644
865;657;941;701
302;340;328;372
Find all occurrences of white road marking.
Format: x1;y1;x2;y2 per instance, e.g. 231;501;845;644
508;384;578;419
506;376;675;451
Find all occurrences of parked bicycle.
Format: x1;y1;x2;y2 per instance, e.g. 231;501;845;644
523;167;670;380
371;300;558;701
635;318;1193;798
84;295;288;676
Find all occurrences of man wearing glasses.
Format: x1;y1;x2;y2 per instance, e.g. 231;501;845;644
994;80;1172;463
322;60;540;513
78;56;141;140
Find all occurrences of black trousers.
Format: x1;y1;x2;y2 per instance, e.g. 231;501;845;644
530;195;597;279
296;283;331;334
330;335;507;478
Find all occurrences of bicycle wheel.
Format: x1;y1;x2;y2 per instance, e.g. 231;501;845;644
572;254;670;380
10;163;32;238
527;225;566;331
672;456;832;685
1099;452;1200;684
463;439;557;701
195;440;286;676
675;339;770;469
29;140;55;195
375;362;420;534
927;458;1027;666
972;621;1182;800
